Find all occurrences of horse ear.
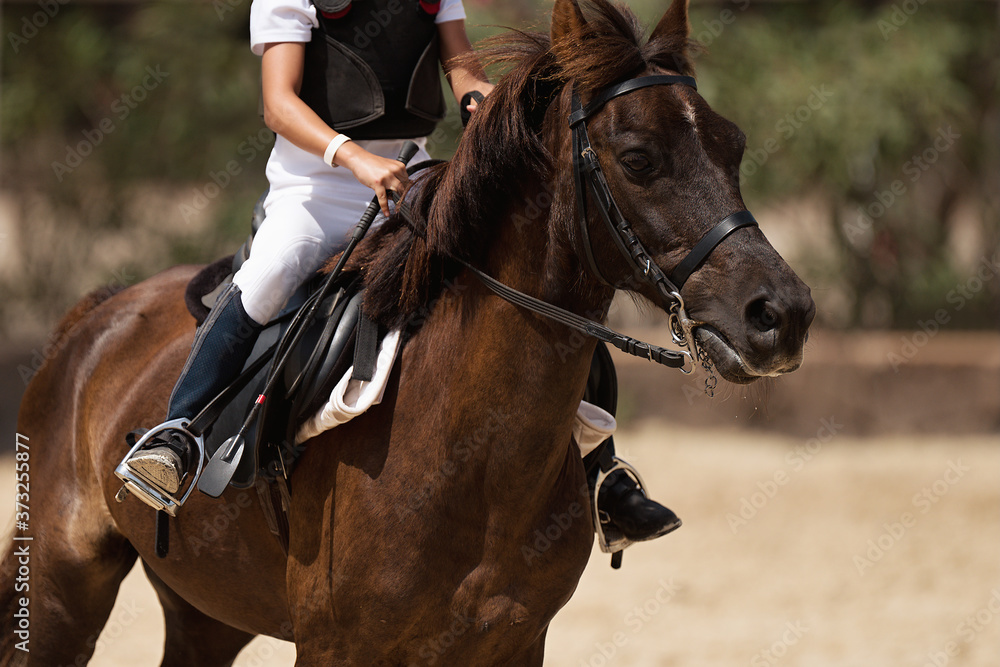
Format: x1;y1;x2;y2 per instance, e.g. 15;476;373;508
650;0;691;45
551;0;587;44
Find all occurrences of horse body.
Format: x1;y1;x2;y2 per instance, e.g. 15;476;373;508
2;0;815;664
5;258;592;665
279;277;598;663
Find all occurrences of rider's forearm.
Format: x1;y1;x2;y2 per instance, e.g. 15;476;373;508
438;20;493;104
262;88;340;161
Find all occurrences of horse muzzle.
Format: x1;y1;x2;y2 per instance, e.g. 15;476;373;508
692;280;815;384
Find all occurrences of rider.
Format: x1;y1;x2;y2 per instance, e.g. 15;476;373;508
120;0;680;545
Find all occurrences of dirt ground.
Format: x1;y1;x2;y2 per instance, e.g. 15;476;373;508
2;421;998;666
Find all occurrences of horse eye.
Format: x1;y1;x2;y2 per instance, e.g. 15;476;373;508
620;153;651;175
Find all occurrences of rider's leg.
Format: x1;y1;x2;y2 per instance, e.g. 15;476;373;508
123;196;340;495
582;343;681;542
124;283;264;492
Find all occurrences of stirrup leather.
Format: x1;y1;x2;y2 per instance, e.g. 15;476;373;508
593;456;649;555
114;418;205;517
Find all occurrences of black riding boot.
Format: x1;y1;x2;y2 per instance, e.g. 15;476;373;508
123;284;262;493
583;344;681;542
584;438;682;541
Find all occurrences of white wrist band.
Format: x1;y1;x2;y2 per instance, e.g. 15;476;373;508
324;134;351;167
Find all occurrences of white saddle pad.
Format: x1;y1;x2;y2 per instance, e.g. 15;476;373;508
295;329;617;453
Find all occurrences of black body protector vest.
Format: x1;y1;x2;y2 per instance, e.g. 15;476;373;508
299;0;447;139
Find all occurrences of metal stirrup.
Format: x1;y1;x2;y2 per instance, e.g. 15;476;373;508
114;419;205;517
592;456;651;556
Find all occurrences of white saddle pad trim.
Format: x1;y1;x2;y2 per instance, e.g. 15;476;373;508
295;329;402;444
295;333;617;454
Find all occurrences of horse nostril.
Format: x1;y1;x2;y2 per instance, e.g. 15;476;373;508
746;298;780;333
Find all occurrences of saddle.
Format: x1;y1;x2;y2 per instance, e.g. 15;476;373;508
181;257;381;491
175;163;442;501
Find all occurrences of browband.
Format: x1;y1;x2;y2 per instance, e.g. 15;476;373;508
568;75;697;127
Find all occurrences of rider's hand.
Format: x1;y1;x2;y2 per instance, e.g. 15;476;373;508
335;142;409;216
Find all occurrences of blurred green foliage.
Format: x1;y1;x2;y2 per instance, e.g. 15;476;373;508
683;0;999;329
1;0;997;337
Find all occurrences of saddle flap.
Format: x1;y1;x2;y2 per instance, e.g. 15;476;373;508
200;279;366;489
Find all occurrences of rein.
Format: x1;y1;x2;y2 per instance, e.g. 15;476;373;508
455;257;687;368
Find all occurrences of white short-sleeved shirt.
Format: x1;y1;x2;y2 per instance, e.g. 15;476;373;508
251;0;466;55
249;0;466;229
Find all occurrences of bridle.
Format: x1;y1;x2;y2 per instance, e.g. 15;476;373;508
412;73;759;376
567;74;758;370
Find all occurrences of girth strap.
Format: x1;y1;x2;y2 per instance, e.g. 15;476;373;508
351;311;380;382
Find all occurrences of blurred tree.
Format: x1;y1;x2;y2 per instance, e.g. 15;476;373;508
2;2;268;336
684;0;999;329
1;0;997;339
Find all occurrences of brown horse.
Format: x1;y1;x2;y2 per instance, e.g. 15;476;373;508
1;0;814;664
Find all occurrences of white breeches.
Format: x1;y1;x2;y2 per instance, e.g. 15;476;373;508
233;138;431;325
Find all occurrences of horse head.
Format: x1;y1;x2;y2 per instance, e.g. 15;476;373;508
549;0;815;384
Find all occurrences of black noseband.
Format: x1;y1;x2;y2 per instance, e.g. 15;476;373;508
569;75;758;303
671;210;759;287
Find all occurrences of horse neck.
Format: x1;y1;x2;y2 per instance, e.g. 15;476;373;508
437;167;610;495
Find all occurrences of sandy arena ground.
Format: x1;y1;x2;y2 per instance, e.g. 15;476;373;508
3;421;998;666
